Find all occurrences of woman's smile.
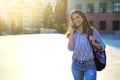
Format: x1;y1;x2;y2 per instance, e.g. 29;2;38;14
72;13;83;27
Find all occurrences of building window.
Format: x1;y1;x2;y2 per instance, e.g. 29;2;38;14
99;21;106;30
76;4;82;10
99;2;107;13
87;3;94;13
113;21;120;30
113;2;120;13
89;20;93;26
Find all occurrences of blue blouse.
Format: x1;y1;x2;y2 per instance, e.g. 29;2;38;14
68;29;106;61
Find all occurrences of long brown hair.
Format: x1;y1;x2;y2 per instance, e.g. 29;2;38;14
66;9;92;37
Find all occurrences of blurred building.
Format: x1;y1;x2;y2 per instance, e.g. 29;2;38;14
23;0;44;34
67;0;120;34
0;0;45;34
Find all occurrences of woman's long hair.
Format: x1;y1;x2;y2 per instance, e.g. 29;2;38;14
66;9;92;37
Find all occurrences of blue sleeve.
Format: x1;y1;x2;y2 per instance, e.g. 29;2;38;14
93;29;106;50
67;34;75;51
68;44;74;51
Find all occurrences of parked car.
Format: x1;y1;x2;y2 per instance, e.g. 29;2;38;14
40;28;57;34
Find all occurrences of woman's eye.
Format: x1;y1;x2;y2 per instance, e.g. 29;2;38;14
76;16;79;19
72;16;80;21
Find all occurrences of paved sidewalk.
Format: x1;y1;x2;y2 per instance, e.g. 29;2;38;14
97;45;120;80
97;34;120;80
0;34;119;80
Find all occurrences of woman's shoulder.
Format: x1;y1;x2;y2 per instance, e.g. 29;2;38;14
94;28;99;33
91;27;98;33
91;27;101;37
89;27;100;36
90;26;95;31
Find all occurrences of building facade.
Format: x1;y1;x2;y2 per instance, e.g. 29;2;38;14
67;0;120;34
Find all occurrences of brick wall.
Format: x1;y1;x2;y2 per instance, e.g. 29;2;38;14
86;13;120;34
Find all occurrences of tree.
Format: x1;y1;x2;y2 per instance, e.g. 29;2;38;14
54;0;67;33
43;2;53;29
0;17;9;35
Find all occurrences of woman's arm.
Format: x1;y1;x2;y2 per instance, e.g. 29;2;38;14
91;29;106;51
68;26;75;51
68;32;74;49
89;37;102;50
89;29;106;50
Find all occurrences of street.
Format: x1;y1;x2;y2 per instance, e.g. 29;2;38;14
0;34;120;80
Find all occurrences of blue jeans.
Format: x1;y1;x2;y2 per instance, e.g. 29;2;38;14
71;59;97;80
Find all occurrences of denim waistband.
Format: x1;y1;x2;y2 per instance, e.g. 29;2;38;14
73;58;94;64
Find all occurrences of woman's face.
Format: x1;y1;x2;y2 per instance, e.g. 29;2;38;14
72;13;83;27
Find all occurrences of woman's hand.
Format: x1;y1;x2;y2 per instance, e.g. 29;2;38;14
69;25;75;34
89;35;102;50
89;35;95;44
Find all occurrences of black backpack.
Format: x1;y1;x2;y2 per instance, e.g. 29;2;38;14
87;28;107;71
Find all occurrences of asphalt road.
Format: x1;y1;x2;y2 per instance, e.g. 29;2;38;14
0;34;120;80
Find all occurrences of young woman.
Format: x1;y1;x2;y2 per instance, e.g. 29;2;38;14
66;9;106;80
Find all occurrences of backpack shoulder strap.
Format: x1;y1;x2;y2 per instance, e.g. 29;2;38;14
87;28;93;39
